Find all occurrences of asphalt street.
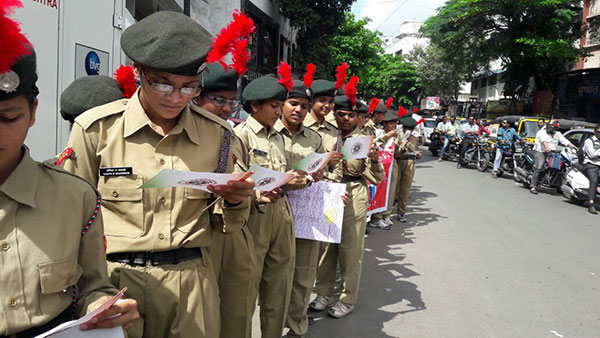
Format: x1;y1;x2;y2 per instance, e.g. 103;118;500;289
252;149;600;338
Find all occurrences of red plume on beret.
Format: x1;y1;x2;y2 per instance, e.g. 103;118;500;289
277;61;293;91
114;65;137;99
303;63;316;89
385;97;394;109
368;98;380;115
413;107;418;113
206;10;255;77
344;76;359;108
0;0;31;74
335;62;348;90
397;106;408;117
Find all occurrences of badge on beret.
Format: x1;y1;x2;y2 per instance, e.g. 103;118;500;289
0;70;20;93
56;147;74;166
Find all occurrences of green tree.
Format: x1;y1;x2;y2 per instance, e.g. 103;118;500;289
361;54;421;105
423;0;584;96
277;0;356;78
406;44;466;100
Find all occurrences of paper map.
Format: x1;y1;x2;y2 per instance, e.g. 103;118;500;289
287;181;346;243
341;136;372;160
292;152;334;174
35;288;127;338
249;165;296;191
141;170;247;192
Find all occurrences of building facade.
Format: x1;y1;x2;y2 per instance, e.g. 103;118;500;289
384;21;429;56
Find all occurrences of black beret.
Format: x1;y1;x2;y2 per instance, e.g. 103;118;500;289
60;75;124;123
400;116;417;128
375;101;388;113
334;95;360;113
287;80;311;100
382;111;398;122
0;49;38;101
121;11;212;75
311;79;335;98
242;76;287;102
201;63;238;92
358;102;369;114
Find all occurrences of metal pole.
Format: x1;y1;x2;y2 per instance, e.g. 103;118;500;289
184;0;190;16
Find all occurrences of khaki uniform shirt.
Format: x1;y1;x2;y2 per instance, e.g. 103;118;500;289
63;91;249;254
362;119;378;138
0;148;115;335
274;119;325;170
341;127;385;185
303;113;339;153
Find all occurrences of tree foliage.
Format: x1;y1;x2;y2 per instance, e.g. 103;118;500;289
423;0;584;96
406;44;466;101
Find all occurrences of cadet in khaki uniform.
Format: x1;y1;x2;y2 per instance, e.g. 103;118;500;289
276;80;326;337
395;117;424;223
191;63;257;338
0;30;138;336
303;80;343;180
311;94;385;318
235;75;304;338
62;12;254;338
378;111;401;226
367;102;395;229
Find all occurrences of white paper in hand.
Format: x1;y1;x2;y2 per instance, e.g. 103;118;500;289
291;152;334;174
341;136;372;160
141;169;245;192
249;165;296;191
35;288;128;338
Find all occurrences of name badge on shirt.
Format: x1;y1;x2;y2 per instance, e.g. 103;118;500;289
252;149;268;157
99;167;134;176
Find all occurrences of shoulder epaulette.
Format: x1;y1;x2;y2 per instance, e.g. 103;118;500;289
189;104;234;132
41;159;100;194
74;99;129;130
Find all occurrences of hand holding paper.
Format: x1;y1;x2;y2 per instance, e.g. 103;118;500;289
141;169;247;192
249;165;297;191
341;136;373;160
292;152;335;174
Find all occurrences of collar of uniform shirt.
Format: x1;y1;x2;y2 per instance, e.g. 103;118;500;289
246;115;279;137
122;91;201;145
0;146;38;207
274;119;309;137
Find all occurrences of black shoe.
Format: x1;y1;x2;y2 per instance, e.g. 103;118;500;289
365;227;371;234
308;314;315;326
589;206;598;215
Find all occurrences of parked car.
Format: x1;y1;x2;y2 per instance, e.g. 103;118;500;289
423;117;438;145
563;128;594;148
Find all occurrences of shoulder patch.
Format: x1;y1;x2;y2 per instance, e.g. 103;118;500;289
74;98;129;130
55;147;74;166
189;104;234;131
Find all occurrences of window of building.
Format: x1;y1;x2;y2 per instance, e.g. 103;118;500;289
243;0;281;75
588;16;600;46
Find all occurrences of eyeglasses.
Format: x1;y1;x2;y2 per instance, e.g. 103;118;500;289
206;93;241;110
142;71;198;97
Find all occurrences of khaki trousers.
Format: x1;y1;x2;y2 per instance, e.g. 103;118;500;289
107;254;219;338
382;160;399;218
210;226;257;338
396;160;416;215
315;181;368;305
247;197;296;338
286;238;320;336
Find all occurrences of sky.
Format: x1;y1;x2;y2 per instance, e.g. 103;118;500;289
351;0;447;38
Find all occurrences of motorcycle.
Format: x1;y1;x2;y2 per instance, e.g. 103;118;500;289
489;143;517;177
428;131;443;157
513;145;569;192
460;136;490;171
561;147;600;205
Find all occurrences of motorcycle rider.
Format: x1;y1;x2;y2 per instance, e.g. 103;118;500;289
457;116;479;168
582;124;600;214
530;120;576;195
492;120;522;178
435;116;447;133
439;116;459;161
537;118;546;131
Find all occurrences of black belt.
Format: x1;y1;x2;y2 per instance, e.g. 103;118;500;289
342;175;362;183
107;247;202;267
1;307;71;338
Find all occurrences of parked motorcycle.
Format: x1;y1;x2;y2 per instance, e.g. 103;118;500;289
513;145;569;192
561;147;600;205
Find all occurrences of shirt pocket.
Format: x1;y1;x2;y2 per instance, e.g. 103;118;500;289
249;148;271;168
98;175;144;238
38;256;82;318
177;188;211;234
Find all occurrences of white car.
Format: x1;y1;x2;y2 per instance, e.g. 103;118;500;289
423;118;438;145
